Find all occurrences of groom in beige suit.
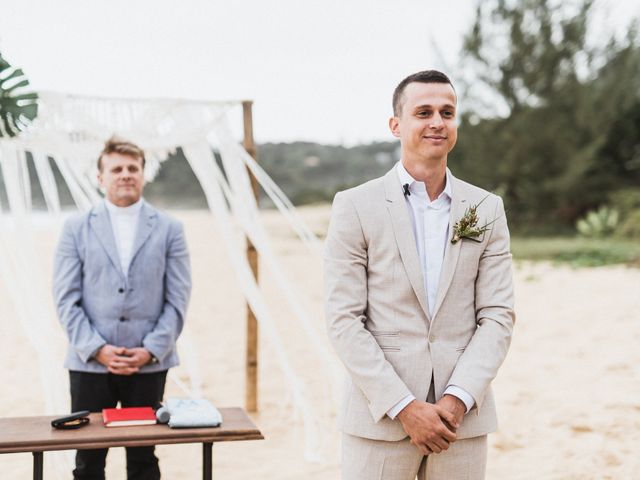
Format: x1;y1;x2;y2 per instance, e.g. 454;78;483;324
324;70;515;479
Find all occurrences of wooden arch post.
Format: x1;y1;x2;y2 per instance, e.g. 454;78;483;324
242;101;259;412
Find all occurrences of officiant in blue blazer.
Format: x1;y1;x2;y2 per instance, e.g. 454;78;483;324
53;137;192;480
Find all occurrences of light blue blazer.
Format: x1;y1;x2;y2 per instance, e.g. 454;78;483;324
53;200;191;373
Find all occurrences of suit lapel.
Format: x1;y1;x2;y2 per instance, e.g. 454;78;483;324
89;202;124;279
384;170;431;322
431;175;466;320
130;202;157;266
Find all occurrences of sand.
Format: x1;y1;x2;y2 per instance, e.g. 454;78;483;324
0;205;638;479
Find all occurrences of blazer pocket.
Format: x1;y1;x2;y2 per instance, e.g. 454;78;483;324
370;330;401;351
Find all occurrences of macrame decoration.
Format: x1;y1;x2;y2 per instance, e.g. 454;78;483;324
0;92;338;475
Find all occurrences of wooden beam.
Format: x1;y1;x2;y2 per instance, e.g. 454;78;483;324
242;101;259;412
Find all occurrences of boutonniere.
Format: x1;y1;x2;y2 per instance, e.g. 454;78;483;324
451;195;497;244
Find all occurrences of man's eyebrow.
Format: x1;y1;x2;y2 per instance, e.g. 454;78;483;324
413;103;456;111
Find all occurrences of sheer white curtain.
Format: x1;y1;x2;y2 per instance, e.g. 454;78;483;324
0;93;336;470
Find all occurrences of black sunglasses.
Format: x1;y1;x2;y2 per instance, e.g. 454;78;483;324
51;411;91;430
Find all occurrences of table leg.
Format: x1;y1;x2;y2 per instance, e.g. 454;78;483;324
202;442;213;480
33;451;43;480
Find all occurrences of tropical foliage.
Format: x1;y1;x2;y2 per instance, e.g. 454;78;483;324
0;52;38;138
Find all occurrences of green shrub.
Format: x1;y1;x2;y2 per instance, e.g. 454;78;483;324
575;206;619;238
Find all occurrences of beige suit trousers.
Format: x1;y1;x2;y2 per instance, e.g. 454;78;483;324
341;433;487;480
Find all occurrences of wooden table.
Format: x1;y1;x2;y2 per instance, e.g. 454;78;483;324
0;407;263;479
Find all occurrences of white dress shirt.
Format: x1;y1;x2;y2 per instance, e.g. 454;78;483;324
386;162;474;419
105;198;143;276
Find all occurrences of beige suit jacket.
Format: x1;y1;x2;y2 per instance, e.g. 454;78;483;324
324;167;515;442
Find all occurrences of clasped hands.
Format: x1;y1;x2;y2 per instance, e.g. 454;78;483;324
397;395;466;456
95;345;152;375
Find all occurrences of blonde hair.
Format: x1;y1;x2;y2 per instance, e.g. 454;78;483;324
97;136;145;171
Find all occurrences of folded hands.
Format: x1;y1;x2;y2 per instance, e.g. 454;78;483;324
95;345;152;375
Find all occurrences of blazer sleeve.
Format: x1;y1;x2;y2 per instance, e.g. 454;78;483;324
324;192;412;422
142;220;191;361
53;219;107;363
447;196;515;408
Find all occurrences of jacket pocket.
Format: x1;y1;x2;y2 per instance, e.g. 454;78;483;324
370;330;401;351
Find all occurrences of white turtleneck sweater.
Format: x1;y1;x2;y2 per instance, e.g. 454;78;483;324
104;198;143;276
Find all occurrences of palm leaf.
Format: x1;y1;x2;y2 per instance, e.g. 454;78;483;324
0;53;38;138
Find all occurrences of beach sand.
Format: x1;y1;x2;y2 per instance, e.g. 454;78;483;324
0;205;638;479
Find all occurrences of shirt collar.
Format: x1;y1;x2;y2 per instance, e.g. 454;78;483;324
104;197;144;216
395;161;453;201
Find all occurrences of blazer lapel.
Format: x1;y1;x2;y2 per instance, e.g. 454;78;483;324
130;202;157;265
384;170;431;322
89;202;124;279
431;175;466;320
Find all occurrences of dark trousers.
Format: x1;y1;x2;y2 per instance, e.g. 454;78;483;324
69;370;168;480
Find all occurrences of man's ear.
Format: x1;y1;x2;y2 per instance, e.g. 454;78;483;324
97;170;106;193
389;116;401;138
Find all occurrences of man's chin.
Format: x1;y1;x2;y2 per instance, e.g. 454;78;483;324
419;149;449;162
111;195;141;207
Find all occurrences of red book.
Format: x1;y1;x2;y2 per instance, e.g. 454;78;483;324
102;407;156;427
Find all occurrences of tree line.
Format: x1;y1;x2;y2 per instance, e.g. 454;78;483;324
2;0;639;236
264;0;640;236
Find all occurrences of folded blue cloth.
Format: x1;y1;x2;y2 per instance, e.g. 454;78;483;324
165;398;222;428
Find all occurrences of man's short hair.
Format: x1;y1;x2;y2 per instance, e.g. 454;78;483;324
97;136;146;171
392;70;455;116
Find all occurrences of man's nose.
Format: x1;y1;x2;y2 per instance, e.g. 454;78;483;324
429;113;444;129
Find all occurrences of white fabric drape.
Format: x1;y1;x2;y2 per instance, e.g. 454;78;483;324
0;93;335;472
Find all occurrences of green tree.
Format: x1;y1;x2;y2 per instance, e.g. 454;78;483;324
453;0;640;233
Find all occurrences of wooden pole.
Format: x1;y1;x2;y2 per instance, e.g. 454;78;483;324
242;101;259;412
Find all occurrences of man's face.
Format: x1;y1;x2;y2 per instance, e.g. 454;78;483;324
98;152;145;207
389;81;458;162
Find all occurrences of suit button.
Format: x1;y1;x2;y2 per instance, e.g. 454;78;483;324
118;288;124;293
429;335;435;342
119;316;127;322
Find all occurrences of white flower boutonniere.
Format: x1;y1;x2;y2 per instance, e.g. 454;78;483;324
451;195;498;244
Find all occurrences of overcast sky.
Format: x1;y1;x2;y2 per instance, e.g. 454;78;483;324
1;0;638;144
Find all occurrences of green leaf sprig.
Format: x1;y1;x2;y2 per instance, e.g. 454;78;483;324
451;195;498;244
